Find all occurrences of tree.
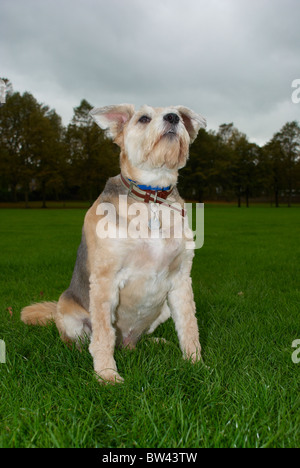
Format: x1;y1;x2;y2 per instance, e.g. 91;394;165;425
272;122;300;207
0;89;65;206
261;140;284;207
33;107;66;207
0;91;37;202
1;79;299;206
66;99;119;203
262;121;300;207
216;124;259;207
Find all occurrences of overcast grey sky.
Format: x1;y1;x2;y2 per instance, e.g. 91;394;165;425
1;0;299;145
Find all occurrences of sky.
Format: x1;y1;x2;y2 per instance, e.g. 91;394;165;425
1;0;299;146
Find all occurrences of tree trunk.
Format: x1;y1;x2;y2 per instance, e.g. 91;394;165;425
288;182;292;207
236;185;242;207
41;181;47;208
12;184;18;202
275;189;279;208
237;188;241;207
24;189;29;209
55;187;60;202
197;188;203;204
245;188;250;208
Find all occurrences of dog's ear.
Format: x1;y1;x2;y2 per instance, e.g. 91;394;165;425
90;104;135;141
174;106;206;143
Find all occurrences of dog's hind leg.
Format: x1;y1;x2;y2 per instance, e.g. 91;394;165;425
55;291;91;347
147;301;171;335
145;302;171;346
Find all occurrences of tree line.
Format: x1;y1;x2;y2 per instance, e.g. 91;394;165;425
0;79;299;207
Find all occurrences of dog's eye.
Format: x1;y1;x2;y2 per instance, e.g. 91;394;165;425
139;115;151;124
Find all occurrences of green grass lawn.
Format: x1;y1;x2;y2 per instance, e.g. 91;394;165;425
0;205;299;448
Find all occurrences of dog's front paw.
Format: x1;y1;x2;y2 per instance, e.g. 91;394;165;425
183;346;202;364
95;369;124;385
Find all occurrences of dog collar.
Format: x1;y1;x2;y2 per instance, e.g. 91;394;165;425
120;174;186;217
127;179;171;192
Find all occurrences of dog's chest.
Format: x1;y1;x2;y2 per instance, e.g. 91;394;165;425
113;237;184;344
117;237;183;308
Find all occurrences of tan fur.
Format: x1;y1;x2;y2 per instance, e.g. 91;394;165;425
21;301;57;325
21;104;206;384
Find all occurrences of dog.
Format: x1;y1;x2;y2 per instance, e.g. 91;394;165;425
21;104;207;384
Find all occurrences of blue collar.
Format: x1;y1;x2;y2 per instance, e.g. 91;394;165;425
127;178;171;192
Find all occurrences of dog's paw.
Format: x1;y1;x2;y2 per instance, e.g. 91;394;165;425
95;369;124;385
183;348;202;364
147;337;168;345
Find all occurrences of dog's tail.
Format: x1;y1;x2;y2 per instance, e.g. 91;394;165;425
21;301;57;326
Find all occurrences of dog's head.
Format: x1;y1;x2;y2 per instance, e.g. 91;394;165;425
90;104;206;186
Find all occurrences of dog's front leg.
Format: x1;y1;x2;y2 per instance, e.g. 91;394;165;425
88;272;123;384
168;275;201;363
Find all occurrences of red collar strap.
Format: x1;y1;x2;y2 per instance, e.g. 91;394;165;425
120;174;186;217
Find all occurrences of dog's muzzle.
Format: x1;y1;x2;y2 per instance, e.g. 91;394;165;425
163;113;180;136
163;113;180;125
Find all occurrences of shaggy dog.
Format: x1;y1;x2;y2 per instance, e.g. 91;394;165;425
21;104;206;384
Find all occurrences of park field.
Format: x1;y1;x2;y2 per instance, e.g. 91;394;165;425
0;205;299;448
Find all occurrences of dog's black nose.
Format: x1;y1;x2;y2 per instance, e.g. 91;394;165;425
163;113;180;124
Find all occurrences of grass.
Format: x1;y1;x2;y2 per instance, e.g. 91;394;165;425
0;205;299;448
0;200;91;209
